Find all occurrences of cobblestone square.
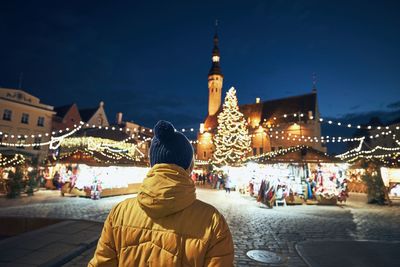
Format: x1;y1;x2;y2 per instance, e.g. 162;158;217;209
1;189;400;266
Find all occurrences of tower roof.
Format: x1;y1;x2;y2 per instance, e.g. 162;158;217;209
208;31;223;76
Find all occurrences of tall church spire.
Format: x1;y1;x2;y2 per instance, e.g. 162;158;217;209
209;20;223;76
207;20;224;116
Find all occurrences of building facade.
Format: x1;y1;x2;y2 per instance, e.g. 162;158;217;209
196;33;326;161
0;88;55;160
80;101;109;127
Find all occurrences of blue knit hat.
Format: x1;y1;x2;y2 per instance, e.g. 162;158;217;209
149;120;194;170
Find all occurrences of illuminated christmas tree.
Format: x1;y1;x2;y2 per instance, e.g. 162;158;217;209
213;87;251;166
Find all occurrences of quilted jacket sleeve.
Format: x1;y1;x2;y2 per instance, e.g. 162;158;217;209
204;212;234;267
88;209;118;267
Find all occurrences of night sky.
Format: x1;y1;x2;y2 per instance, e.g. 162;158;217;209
1;0;400;134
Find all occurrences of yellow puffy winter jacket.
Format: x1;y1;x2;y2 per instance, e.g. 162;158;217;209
89;164;234;267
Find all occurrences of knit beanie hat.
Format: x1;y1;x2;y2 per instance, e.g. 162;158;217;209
149;120;194;170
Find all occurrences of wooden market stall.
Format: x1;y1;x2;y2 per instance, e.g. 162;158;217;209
47;128;150;198
248;146;348;205
48;149;149;197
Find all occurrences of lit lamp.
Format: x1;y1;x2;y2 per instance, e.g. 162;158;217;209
200;123;205;134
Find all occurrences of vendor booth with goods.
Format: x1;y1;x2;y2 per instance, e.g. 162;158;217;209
241;146;349;207
47;128;149;198
380;167;400;201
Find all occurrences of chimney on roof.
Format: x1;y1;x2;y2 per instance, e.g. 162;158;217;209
256;97;260;104
116;112;123;124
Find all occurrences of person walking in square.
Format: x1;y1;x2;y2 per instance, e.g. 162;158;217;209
89;120;234;267
224;175;231;194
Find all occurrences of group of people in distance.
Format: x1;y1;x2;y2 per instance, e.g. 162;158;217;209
191;171;232;193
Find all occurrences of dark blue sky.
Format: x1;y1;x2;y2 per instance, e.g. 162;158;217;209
1;0;399;131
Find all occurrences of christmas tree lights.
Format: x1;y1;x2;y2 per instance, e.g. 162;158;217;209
213;87;251;166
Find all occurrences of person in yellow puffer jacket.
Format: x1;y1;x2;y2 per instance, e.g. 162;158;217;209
89;120;234;267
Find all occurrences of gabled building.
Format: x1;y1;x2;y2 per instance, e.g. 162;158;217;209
197;32;326;161
80;101;109;127
52;103;82;131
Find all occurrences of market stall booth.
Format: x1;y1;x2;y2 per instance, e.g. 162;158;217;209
47;128;149;198
338;140;400;204
381;167;400;201
244;146;349;206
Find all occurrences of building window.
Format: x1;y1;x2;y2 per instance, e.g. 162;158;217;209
33;137;41;150
253;147;257;155
37;116;45;127
203;151;207;158
3;109;12;121
259;147;263;154
21;113;29;124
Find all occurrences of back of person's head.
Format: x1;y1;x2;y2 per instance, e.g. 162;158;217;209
149;120;194;170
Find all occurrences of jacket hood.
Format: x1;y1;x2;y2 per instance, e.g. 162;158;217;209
137;164;196;219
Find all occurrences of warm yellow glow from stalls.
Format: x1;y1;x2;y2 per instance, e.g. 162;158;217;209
53;163;149;190
380;167;400;186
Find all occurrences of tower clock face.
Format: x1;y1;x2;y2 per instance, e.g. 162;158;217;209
212;56;220;62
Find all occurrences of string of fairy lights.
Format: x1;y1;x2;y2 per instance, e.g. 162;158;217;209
0;153;26;167
55;148;143;165
247;145;309;161
1;108;399;168
337;137;400;160
0;121;153;148
1;110;399;139
1;110;399;147
0;121;397;150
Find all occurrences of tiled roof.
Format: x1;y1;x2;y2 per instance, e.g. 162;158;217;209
241;92;317;123
203;92;318;129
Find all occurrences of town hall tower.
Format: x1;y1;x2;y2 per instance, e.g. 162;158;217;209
208;32;223;116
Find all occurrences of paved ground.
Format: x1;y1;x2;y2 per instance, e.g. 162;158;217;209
296;240;400;267
1;188;400;266
0;220;102;267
